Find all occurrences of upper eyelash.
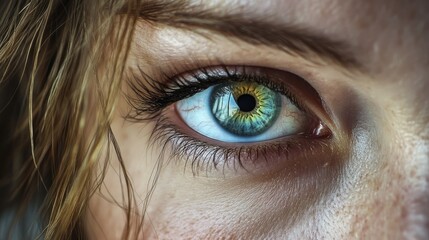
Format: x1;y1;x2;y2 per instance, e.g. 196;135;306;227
125;65;306;122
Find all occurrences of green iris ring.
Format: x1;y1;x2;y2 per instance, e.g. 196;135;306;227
210;82;281;136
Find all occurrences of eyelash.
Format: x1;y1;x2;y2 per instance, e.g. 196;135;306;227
126;66;305;120
125;65;327;175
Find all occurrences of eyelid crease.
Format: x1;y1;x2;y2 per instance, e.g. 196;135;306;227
126;0;364;73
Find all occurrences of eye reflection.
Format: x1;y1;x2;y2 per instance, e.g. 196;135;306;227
176;80;313;143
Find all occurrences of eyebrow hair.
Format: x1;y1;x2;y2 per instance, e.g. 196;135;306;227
129;0;362;71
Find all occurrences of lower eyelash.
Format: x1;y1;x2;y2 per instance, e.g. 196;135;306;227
148;114;329;176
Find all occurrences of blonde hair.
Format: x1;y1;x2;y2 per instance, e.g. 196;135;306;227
0;0;141;238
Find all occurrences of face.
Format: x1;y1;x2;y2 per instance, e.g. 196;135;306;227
85;0;429;239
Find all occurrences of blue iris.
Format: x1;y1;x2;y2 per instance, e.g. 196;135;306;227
210;82;281;136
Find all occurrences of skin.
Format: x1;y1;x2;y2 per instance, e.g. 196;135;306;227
85;0;429;239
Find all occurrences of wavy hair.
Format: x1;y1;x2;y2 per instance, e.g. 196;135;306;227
0;0;142;238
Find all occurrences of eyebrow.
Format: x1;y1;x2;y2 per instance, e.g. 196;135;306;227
129;0;362;71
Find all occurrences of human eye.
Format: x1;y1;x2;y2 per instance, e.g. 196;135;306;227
126;65;333;176
176;67;323;143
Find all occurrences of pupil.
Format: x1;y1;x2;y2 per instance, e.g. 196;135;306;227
237;94;256;112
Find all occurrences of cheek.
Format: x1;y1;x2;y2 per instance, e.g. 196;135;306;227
139;160;342;239
142;201;240;239
85;79;429;239
342;151;422;238
330;113;428;238
84;113;156;239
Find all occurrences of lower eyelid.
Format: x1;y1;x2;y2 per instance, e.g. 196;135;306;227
160;104;335;177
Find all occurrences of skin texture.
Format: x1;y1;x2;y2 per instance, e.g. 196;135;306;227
85;0;429;239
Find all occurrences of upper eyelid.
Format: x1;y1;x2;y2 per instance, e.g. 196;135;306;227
125;65;318;124
127;0;364;73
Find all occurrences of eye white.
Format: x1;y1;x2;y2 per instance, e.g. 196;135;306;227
176;85;308;143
